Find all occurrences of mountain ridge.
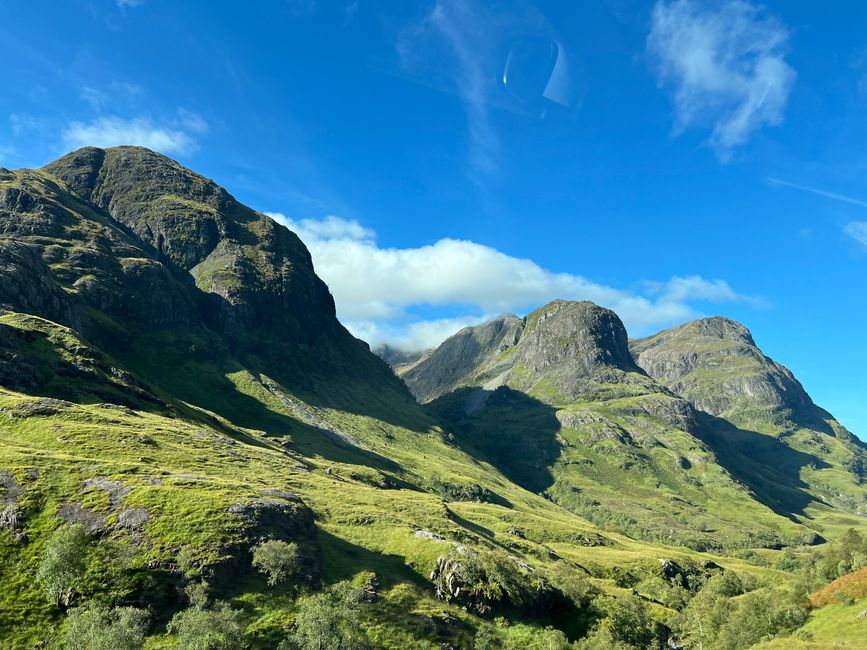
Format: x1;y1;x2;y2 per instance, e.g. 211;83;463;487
1;147;865;649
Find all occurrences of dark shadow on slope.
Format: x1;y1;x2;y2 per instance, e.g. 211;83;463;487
0;321;166;411
429;386;562;495
693;411;832;523
105;334;404;472
316;529;427;588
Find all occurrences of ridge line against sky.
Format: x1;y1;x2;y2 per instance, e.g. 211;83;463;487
265;212;761;352
0;0;865;436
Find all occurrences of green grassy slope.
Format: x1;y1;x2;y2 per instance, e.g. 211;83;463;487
2;148;865;648
406;301;845;552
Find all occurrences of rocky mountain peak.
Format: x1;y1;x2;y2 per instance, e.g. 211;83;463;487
678;316;756;346
630;316;814;418
40;146;336;338
516;300;636;376
397;301;651;404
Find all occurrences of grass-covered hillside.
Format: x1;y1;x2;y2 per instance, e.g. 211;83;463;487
398;301;867;552
1;147;865;649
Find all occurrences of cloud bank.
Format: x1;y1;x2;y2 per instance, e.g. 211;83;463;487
267;212;756;351
62;115;203;155
647;0;795;158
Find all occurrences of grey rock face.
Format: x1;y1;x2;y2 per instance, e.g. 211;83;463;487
510;301;641;400
400;315;524;402
630;317;814;417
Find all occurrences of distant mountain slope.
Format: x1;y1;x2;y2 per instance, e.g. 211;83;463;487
630;318;867;515
398;300;840;550
630;317;815;420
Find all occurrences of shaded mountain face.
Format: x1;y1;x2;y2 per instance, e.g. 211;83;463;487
398;315;524;403
0;146;409;411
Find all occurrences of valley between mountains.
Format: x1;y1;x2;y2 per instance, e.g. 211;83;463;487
1;146;865;649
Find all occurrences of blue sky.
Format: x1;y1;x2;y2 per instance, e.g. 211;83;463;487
1;0;865;438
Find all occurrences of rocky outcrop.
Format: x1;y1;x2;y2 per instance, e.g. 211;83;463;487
630;317;814;417
217;494;319;584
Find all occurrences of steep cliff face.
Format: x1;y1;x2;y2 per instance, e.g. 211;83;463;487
398;315;524;403
629;317;814;418
1;146;409;409
42;146;337;340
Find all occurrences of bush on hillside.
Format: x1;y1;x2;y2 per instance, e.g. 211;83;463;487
252;540;301;586
37;524;90;607
167;582;246;650
60;602;148;650
285;580;369;650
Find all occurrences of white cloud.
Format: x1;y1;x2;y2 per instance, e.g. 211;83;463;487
844;222;867;248
398;0;500;181
647;0;795;158
62;116;200;155
117;0;145;7
266;212;757;351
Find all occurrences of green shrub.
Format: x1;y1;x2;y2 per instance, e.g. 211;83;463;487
288;581;369;650
675;583;808;650
252;540;301;586
60;602;148;650
37;524;90;607
167;582;246;649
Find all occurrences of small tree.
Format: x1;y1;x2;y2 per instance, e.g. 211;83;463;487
473;627;496;650
37;524;90;607
252;540;301;586
62;602;149;650
595;594;653;649
167;581;246;650
167;603;246;650
290;581;368;650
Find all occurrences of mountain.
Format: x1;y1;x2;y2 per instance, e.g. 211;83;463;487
398;301;867;550
630;318;867;515
1;148;865;649
630;317;817;421
1;149;631;648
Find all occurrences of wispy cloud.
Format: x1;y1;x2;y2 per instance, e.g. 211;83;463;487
0;144;15;165
62;115;204;155
116;0;145;7
267;212;758;351
398;0;499;182
766;177;867;209
844;222;867;248
80;82;143;111
647;0;795;159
